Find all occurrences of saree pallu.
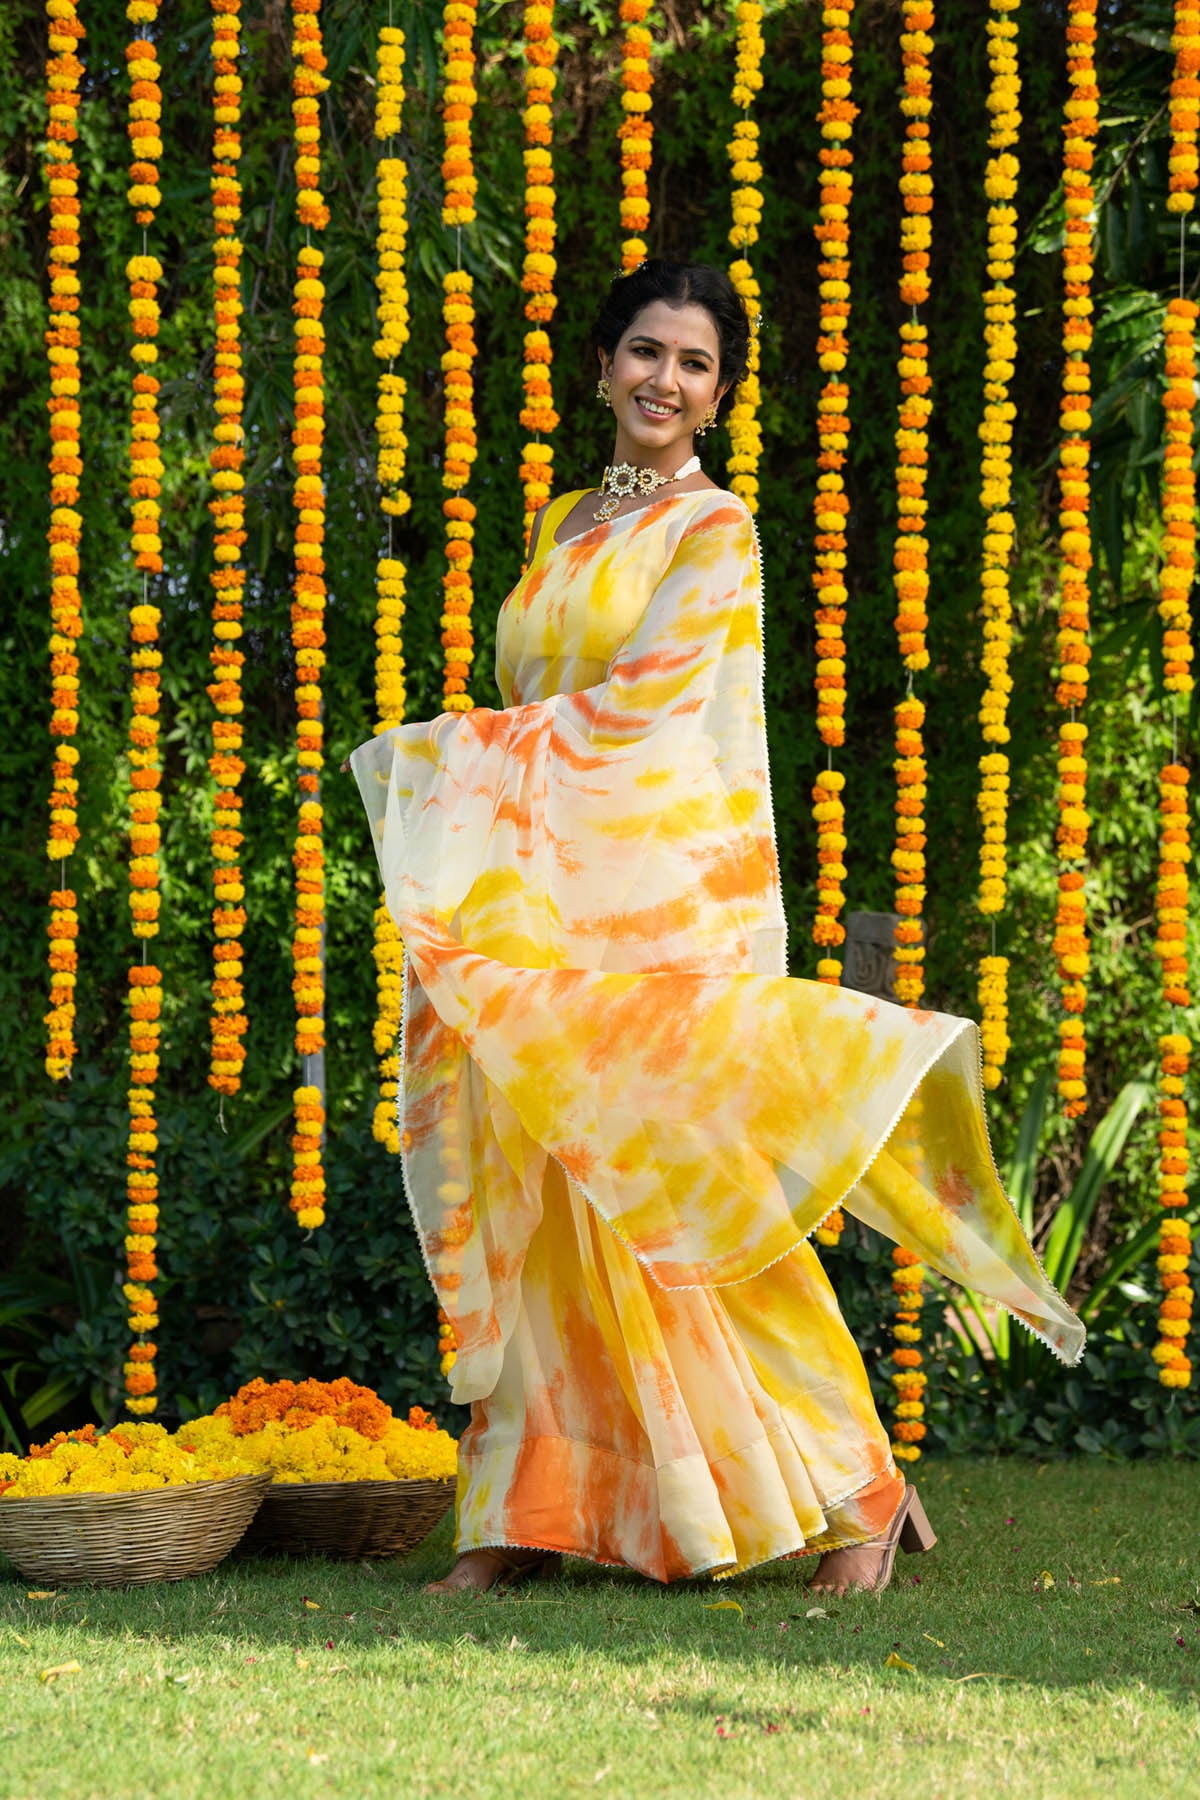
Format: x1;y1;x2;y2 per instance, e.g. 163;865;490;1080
352;487;1082;1581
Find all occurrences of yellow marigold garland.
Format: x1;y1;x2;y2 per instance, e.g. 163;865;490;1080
519;1;559;541
369;25;411;1153
726;2;764;513
810;0;856;988
123;0;165;1417
206;0;248;1104
1052;0;1098;1122
974;0;1020;1091
289;0;329;1228
1168;1;1200;213
43;0;86;1083
618;0;653;270
440;1;479;715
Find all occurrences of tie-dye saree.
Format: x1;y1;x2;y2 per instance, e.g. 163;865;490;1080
351;487;1082;1581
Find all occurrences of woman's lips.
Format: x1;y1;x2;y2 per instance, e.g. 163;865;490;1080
634;396;678;421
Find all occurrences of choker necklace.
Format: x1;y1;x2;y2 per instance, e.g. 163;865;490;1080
593;453;701;524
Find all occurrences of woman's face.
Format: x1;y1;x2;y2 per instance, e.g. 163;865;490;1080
600;299;727;459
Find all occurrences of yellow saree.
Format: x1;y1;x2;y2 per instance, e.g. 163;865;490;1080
351;487;1082;1581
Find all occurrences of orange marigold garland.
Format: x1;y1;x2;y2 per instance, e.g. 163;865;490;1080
1168;0;1200;213
890;0;934;1009
289;0;330;1229
618;0;653;270
123;0;165;1416
440;1;479;715
519;0;559;541
726;2;764;513
890;1245;926;1461
206;0;248;1104
810;0;857;987
1151;264;1198;1389
44;0;86;1083
370;24;410;1153
974;0;1020;1090
1052;0;1098;1122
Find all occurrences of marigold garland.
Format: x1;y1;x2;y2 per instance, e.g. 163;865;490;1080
889;0;934;1010
892;699;927;1005
1168;1;1200;213
43;0;86;1084
519;1;559;540
726;2;764;513
289;0;329;1229
369;26;411;1154
205;0;248;1105
1151;284;1198;1391
618;0;653;271
1051;0;1098;1122
974;0;1021;1091
810;0;857;990
890;1246;926;1462
440;2;479;715
122;0;165;1418
437;1306;458;1378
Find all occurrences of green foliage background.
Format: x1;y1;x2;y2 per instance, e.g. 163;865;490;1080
0;0;1196;1446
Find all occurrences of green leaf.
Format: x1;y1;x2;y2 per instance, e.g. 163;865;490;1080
1042;1082;1152;1292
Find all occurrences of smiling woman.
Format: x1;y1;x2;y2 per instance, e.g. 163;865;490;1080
349;260;1083;1602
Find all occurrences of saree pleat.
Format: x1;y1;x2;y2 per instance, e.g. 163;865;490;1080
352;487;1083;1580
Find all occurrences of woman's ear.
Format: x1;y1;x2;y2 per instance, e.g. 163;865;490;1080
597;346;612;380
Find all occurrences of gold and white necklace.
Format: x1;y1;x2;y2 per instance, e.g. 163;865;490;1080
592;453;701;524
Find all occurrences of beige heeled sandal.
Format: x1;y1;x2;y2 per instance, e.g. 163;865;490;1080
810;1483;938;1596
422;1546;562;1596
869;1483;937;1592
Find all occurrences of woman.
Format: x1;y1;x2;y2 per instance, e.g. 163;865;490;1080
350;261;1082;1597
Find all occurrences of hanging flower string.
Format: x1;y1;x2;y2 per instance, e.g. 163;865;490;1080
890;1245;926;1462
1152;7;1198;1389
618;0;653;271
44;0;86;1083
440;0;478;715
1168;1;1200;213
206;0;248;1104
123;0;165;1416
726;1;764;513
810;0;856;989
519;0;559;542
289;0;329;1229
975;0;1021;1090
370;23;410;1154
1052;0;1098;1122
890;0;934;1008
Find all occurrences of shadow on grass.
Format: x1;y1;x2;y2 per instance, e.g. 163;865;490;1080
1;1459;1197;1706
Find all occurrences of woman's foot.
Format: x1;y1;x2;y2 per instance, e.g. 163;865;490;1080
809;1541;891;1597
422;1547;562;1595
808;1484;937;1597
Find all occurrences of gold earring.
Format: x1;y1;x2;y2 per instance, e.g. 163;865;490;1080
596;376;612;406
697;403;718;436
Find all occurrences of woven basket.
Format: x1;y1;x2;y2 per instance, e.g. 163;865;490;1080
0;1471;271;1587
239;1477;454;1560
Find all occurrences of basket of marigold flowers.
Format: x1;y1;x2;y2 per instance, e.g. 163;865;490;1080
0;1423;269;1587
183;1378;457;1560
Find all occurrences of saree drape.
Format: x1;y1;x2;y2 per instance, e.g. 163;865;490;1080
352;487;1082;1580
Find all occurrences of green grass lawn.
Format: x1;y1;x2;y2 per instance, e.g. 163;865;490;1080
1;1458;1197;1800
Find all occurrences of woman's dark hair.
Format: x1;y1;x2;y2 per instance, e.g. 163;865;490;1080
591;260;750;422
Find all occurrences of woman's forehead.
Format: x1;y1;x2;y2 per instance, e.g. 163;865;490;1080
621;299;719;353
